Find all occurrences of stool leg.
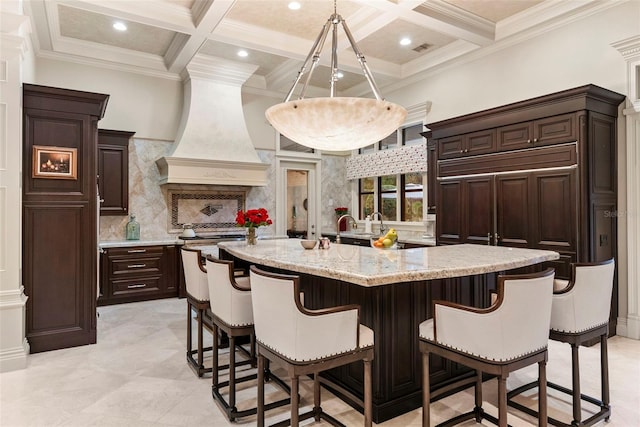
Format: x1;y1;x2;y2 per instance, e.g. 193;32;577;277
601;333;610;408
186;304;192;358
229;336;236;410
475;370;483;422
291;375;300;427
364;358;372;427
571;343;582;424
422;352;431;427
313;373;321;421
250;332;256;368
257;354;265;427
539;360;547;427
498;374;507;427
212;323;219;389
197;307;204;372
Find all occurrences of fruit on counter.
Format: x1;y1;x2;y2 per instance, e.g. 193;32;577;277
373;228;398;249
381;228;397;242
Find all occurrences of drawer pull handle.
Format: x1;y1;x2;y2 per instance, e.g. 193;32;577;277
127;249;146;253
127;284;146;289
128;263;146;268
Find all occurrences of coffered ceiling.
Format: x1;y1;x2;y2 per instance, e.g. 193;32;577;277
24;0;614;96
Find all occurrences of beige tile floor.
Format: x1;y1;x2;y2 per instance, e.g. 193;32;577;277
1;298;639;426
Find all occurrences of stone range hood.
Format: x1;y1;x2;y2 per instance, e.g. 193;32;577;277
157;54;268;186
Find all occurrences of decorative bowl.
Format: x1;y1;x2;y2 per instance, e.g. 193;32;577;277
370;236;398;250
300;239;317;249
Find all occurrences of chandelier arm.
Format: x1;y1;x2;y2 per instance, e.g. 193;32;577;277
283;19;332;102
330;14;340;98
299;19;332;100
341;19;384;101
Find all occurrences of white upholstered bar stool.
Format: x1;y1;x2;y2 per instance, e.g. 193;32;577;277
205;256;289;421
249;266;375;427
419;268;555;427
181;247;213;377
508;259;615;427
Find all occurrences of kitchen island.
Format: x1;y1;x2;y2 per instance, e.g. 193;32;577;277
217;240;559;423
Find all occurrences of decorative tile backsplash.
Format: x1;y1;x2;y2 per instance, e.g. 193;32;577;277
168;189;246;233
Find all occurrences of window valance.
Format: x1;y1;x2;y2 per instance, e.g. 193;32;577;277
346;144;428;180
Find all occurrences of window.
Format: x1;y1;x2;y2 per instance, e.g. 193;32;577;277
359;177;375;219
358;123;425;222
278;134;316;154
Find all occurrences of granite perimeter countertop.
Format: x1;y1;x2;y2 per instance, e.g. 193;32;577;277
99;239;183;248
217;240;558;287
321;231;436;246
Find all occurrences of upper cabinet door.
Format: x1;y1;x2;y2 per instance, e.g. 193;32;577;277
98;129;135;216
533;113;577;147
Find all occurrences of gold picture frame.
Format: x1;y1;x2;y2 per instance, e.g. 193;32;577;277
32;145;78;180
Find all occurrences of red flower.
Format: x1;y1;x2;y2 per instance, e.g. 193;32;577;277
236;208;272;228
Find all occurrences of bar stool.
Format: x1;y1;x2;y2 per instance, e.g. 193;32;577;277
419;268;555;427
205;256;289;421
508;259;615;426
249;266;375;427
181;247;213;377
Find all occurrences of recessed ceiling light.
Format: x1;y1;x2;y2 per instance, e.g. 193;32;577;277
237;50;248;58
288;2;301;10
336;71;344;79
400;37;411;46
113;21;127;32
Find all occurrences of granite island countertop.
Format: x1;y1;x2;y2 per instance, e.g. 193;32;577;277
217;240;559;287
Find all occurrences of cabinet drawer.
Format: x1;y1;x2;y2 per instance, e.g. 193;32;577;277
106;246;164;257
112;277;161;296
111;256;162;276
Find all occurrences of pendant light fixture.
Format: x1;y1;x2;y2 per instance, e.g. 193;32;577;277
265;0;407;151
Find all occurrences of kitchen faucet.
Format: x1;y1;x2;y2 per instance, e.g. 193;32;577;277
370;211;386;235
336;214;357;244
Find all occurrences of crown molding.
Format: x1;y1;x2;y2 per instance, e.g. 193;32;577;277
36;49;181;80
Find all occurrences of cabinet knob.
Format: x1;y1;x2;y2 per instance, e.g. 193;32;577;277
527;139;532;144
459;150;464;153
533;138;538;143
99;199;105;203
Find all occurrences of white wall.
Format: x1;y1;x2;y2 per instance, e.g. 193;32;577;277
29;58;182;141
386;2;634;123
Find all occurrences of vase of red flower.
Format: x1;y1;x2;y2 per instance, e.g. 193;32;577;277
335;207;349;231
236;208;272;245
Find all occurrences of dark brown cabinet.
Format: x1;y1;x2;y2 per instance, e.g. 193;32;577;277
437;129;496;159
497;113;577;151
98;129;134;216
425;84;625;333
99;245;179;306
22;84;109;353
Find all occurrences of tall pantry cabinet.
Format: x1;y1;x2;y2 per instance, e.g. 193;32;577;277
22;84;109;353
424;84;625;333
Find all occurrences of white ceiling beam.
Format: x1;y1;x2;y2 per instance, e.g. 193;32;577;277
350;0;494;46
165;0;236;73
57;0;195;33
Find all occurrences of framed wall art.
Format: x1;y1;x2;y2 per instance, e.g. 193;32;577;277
32;145;78;180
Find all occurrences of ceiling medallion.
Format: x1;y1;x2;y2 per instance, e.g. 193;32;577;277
265;1;406;152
